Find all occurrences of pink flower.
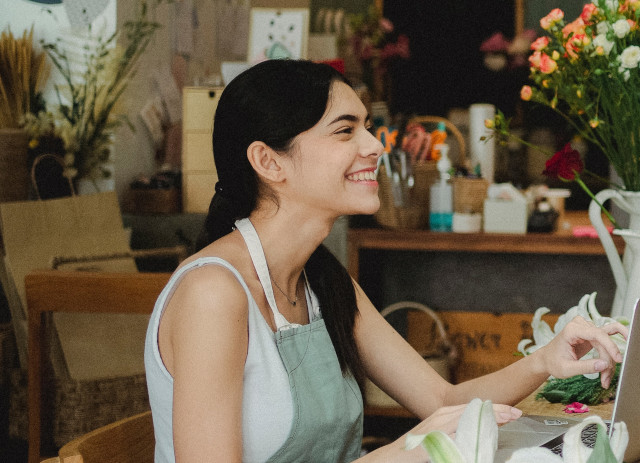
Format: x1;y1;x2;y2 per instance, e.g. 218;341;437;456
379;17;394;33
563;402;589;414
529;50;542;68
531;36;550;51
540;8;564;30
565;33;589;59
580;3;598;23
562;17;586;38
539;53;558;73
480;32;510;52
520;85;533;101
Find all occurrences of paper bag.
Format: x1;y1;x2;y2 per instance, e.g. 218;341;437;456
0;192;149;380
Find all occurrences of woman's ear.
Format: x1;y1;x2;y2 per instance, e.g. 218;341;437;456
246;141;286;183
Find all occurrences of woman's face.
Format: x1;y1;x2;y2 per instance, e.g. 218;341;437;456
284;81;383;218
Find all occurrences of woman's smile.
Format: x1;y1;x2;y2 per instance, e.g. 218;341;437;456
346;169;378;183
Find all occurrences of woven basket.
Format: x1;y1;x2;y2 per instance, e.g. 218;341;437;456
452;177;489;214
364;302;457;408
9;367;150;447
374;163;438;229
0;128;30;202
374;116;468;230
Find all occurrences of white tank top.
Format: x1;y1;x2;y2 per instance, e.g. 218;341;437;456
144;256;320;462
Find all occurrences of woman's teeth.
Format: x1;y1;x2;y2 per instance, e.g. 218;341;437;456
347;171;377;181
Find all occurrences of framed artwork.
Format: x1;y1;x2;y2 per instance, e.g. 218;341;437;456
247;8;309;62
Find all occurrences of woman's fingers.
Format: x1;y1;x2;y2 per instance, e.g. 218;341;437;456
547;317;627;386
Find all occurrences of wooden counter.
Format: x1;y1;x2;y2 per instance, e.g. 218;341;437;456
348;211;624;281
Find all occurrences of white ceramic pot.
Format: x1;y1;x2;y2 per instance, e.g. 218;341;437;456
589;189;640;319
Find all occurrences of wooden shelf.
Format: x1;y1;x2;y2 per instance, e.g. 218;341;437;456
348;211;624;281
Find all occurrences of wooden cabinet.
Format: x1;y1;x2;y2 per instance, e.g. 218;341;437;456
181;86;224;213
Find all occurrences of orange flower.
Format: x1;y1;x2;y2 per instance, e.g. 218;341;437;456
531;36;550;51
580;3;598;23
528;50;542;68
520;85;533;101
562;17;586;38
539;53;558;73
565;33;589;59
540;8;564;30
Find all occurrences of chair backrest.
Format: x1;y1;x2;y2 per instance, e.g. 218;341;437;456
57;410;154;463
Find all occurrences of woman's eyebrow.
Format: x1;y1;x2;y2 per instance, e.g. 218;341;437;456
327;113;371;125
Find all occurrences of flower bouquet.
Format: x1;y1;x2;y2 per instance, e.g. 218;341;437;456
487;0;640;208
348;5;410;102
24;0;164;187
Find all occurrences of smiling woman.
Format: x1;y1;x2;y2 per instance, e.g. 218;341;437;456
143;59;627;463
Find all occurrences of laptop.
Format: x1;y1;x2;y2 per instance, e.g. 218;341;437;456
495;299;640;463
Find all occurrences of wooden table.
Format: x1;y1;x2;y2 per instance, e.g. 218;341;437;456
516;387;614;420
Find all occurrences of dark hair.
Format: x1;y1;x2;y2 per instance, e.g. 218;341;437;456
196;59;365;386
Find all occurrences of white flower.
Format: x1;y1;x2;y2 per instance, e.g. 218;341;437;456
613;18;631;38
592;34;615;55
506;416;628;463
406;398;498;462
619;45;640;68
406;401;629;463
606;0;619;12
518;293;627;379
596;20;609;35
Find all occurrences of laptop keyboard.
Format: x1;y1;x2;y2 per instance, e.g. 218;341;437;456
548;422;611;456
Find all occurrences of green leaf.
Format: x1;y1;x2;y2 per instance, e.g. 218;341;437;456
585;424;617;463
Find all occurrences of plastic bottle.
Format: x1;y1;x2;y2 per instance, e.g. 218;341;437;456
429;122;448;160
429;143;453;232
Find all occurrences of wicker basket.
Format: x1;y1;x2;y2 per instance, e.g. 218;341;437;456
374;115;469;230
374;163;438;229
9;367;150;447
452;177;489;214
364;302;457;408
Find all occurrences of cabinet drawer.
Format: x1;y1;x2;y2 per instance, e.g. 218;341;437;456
182;87;224;132
182;132;215;171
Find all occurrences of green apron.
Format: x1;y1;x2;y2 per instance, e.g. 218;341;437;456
237;219;363;462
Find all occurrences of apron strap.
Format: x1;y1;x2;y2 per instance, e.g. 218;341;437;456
235;218;295;330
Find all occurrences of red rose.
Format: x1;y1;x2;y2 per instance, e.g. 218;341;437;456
543;143;584;180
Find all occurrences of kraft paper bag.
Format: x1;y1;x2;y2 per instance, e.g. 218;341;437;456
0;192;149;380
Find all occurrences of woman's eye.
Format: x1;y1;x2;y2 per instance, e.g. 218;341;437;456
336;126;354;135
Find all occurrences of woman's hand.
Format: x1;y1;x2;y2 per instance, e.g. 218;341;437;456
537;316;628;388
408;403;522;438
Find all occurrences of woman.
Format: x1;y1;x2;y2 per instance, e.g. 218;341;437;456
145;59;626;462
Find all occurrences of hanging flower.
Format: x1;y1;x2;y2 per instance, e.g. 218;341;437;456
542;143;584;181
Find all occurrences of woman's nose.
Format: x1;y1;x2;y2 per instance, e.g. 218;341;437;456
363;129;384;160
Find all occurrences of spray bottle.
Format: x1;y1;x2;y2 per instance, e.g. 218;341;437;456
429;143;453;232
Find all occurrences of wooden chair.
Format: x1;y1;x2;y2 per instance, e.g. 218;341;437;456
39;410;154;463
27;270;170;463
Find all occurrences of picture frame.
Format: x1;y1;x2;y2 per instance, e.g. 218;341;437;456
247;7;309;63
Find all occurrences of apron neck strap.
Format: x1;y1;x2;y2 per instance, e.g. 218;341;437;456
235;218;292;330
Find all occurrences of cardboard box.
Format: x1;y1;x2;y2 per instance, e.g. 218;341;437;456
483;198;530;234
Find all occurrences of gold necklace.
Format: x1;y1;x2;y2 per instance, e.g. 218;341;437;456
271;277;298;306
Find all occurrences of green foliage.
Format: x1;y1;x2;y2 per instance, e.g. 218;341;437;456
538;364;620;405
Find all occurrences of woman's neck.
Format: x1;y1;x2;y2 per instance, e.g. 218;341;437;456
248;208;335;283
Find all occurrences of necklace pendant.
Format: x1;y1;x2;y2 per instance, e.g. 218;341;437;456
291;301;296;306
